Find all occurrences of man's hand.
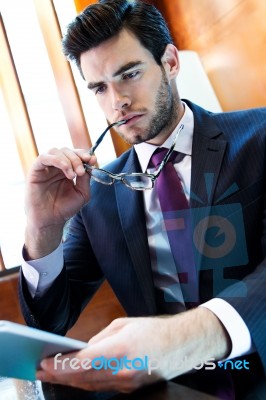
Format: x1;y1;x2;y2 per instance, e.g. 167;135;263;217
36;308;231;393
24;148;96;259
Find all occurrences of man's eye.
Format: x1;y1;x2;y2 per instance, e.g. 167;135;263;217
122;71;140;80
95;85;107;95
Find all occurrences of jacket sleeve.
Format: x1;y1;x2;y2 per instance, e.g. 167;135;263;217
18;211;104;335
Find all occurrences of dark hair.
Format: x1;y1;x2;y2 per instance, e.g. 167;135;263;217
62;0;173;76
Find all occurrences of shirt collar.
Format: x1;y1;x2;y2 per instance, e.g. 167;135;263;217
134;102;194;173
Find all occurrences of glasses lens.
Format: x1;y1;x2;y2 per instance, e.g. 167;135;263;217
90;168;113;185
122;174;153;190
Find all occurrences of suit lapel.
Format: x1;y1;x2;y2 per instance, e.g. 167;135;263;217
187;101;228;206
185;101;228;278
115;150;157;314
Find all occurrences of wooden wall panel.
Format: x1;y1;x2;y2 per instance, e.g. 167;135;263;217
154;0;244;49
0;274;25;324
154;0;266;111
74;0;95;13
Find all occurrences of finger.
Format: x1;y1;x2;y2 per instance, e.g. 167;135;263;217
33;148;95;180
73;149;97;166
88;318;129;345
59;148;95;176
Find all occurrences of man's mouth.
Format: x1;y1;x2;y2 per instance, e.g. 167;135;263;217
118;114;143;126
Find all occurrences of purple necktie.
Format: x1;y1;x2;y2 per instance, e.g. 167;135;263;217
150;148;199;310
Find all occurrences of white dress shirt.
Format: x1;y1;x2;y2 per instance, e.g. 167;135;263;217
22;103;253;360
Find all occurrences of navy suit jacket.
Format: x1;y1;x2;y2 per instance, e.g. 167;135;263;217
20;101;266;379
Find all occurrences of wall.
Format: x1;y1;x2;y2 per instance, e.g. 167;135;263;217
154;0;266;111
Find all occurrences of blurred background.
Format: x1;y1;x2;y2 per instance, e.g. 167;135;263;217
0;0;265;338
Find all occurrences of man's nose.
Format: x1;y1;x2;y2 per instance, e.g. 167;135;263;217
110;85;131;111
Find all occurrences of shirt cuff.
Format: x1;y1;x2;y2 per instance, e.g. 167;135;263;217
200;298;254;360
21;244;64;298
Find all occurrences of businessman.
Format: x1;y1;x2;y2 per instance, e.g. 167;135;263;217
19;0;266;398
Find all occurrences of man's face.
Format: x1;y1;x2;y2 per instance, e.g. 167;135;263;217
80;29;181;145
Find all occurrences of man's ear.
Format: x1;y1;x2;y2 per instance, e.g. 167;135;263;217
161;44;180;80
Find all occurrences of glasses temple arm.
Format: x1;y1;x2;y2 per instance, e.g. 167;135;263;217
89;120;127;155
154;124;184;177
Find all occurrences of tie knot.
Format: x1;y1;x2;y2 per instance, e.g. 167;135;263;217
150;147;183;168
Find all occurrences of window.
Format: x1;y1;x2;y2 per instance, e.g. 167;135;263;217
0;0;119;271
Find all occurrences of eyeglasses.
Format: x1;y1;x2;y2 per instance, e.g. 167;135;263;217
83;122;184;191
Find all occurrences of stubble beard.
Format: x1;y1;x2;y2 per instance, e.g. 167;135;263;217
117;68;180;145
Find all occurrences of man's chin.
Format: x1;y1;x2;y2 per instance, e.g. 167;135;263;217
118;128;159;145
118;131;146;145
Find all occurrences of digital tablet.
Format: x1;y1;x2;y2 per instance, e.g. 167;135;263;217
0;320;87;381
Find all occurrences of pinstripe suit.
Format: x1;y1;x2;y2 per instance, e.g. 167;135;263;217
19;100;266;392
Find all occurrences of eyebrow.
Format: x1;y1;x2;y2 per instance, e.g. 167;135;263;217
87;61;144;90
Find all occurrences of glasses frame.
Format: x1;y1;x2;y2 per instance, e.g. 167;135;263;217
83;123;184;191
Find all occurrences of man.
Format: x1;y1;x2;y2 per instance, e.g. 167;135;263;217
19;0;266;398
